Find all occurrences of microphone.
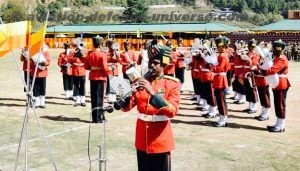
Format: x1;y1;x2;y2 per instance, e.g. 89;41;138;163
92;106;114;113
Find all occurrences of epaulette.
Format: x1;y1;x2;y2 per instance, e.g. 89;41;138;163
163;75;180;83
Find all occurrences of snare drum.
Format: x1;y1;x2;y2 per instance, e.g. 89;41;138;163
125;66;141;83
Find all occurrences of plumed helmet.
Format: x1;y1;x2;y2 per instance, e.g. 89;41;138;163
92;35;104;47
64;42;70;48
248;38;257;47
147;39;172;65
273;39;286;51
215;36;225;47
177;37;183;44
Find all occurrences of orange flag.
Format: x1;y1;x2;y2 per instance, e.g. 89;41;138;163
29;24;46;57
0;21;29;58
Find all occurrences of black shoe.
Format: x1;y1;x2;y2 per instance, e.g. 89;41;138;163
92;120;103;124
74;103;80;107
190;97;197;101
267;125;275;129
201;113;210;117
213;122;227;127
247;109;257;114
81;103;86;107
268;127;285;133
242;108;250;112
39;105;46;109
205;114;216;119
234;100;245;104
229;96;236;100
255;115;269;121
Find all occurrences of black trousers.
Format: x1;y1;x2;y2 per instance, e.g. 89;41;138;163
73;75;85;96
232;77;245;94
23;71;31;92
226;70;234;87
33;77;46;97
244;79;258;103
175;67;185;83
257;86;271;108
62;74;73;91
202;82;216;107
90;80;106;122
192;78;202;96
137;150;171;171
273;89;288;119
214;89;227;116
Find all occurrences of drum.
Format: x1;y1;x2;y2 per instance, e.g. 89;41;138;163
125;66;141;83
265;74;279;89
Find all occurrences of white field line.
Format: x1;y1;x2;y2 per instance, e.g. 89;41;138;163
0;113;134;151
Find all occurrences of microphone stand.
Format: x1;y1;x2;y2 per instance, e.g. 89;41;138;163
90;107;113;171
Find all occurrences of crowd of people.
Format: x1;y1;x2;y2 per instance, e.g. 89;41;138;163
19;34;293;171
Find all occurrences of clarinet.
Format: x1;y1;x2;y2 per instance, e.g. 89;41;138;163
114;69;154;110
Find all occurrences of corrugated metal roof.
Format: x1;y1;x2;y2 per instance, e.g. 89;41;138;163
254;19;300;31
46;23;245;33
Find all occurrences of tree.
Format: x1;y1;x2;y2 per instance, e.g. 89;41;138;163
35;3;47;22
0;0;26;22
122;0;149;23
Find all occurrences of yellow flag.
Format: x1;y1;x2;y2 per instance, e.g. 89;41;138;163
30;24;46;57
0;21;28;58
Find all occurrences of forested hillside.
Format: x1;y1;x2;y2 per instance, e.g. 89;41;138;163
0;0;297;27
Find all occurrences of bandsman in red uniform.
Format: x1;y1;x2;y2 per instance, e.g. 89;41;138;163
211;37;230;127
224;37;235;95
175;37;188;91
163;40;177;77
85;36;111;123
137;41;149;76
117;40;180;171
261;39;291;132
106;39;121;103
31;45;51;108
232;41;246;103
69;38;87;107
57;42;74;100
119;41;137;80
241;39;259;114
20;48;32;92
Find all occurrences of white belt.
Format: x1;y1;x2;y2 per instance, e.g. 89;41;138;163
234;65;243;68
201;68;211;72
278;74;287;78
244;66;251;68
193;69;199;72
255;75;264;78
214;72;226;76
138;113;170;122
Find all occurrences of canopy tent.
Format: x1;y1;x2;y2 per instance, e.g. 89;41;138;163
253;19;300;32
46;23;245;34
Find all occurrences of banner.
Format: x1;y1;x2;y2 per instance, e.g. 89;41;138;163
0;21;28;58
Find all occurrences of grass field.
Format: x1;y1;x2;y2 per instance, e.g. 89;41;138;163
0;49;300;170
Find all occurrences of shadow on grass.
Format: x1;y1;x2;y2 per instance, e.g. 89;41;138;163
171;119;266;131
40;115;90;123
0;97;26;102
0;102;26;107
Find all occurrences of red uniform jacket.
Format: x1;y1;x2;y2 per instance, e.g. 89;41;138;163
233;54;244;77
107;50;120;76
20;56;32;72
255;66;268;87
212;52;229;89
57;51;72;75
119;50;137;73
175;48;189;68
190;56;201;80
121;76;181;153
226;47;235;71
85;49;110;81
242;50;260;79
266;54;291;90
200;58;214;83
30;51;51;78
164;51;177;75
69;50;86;76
